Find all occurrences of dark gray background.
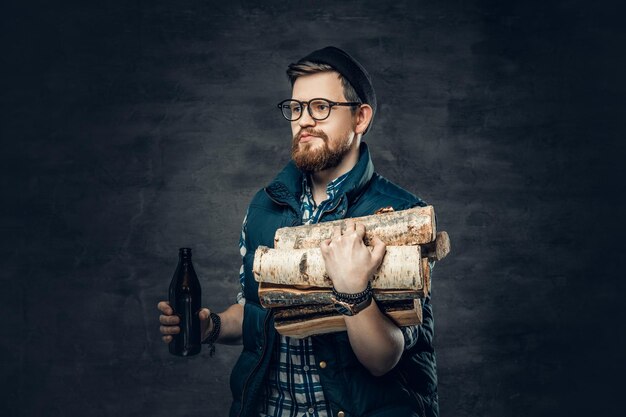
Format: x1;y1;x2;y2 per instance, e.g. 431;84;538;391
1;0;625;416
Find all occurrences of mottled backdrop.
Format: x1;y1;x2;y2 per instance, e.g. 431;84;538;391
1;1;624;416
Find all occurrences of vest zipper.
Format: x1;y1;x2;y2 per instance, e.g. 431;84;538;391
320;195;345;218
237;310;272;417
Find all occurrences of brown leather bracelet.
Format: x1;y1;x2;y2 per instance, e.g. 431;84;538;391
201;312;221;357
331;281;372;303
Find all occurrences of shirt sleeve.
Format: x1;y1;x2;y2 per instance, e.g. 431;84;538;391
235;210;249;305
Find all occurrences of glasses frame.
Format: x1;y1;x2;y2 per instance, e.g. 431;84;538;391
277;98;362;121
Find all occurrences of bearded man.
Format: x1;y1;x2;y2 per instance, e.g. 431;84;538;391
158;46;439;417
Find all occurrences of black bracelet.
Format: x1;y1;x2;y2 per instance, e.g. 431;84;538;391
331;281;372;303
202;312;221;357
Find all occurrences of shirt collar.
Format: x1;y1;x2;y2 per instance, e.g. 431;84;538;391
301;170;350;207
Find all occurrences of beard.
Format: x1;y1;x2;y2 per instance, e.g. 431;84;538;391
291;128;353;173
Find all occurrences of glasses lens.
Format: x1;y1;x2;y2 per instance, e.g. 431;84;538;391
310;99;331;120
280;100;302;121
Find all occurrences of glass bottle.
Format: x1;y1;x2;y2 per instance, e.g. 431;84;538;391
168;248;201;356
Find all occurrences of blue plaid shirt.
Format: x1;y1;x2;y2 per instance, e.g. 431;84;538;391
236;173;419;417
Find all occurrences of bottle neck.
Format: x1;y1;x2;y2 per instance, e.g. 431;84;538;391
179;248;192;264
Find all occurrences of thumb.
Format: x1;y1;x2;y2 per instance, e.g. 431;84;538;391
199;308;211;321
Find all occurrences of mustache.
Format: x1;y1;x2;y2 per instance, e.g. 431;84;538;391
294;129;328;142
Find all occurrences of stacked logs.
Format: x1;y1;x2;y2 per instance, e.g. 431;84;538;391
253;206;450;338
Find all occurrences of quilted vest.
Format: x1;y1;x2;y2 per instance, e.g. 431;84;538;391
229;143;439;417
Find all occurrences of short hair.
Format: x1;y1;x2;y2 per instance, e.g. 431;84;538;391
286;61;361;114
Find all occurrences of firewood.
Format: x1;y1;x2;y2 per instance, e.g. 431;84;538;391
273;299;414;320
422;257;430;297
273;206;436;250
273;299;423;338
254;245;423;290
422;231;450;261
258;282;423;308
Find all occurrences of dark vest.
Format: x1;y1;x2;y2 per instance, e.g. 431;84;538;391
229;143;439;417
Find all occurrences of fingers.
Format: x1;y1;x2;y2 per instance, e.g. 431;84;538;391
344;220;356;234
332;221;361;241
157;301;173;315
370;236;387;265
320;238;331;254
355;223;365;240
160;307;212;344
160;313;179;325
159;300;180;343
160;324;180;335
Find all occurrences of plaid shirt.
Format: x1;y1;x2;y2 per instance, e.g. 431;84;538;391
236;172;419;417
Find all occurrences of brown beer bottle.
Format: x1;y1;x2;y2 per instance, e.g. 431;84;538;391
168;248;202;356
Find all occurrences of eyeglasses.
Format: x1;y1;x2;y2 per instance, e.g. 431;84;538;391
277;98;361;121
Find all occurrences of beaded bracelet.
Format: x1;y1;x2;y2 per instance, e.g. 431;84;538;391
201;312;221;357
331;281;372;303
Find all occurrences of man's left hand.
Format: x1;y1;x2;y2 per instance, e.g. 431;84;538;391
320;220;386;293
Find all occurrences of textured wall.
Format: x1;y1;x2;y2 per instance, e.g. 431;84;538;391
1;1;624;416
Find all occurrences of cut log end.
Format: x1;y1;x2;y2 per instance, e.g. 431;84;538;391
421;231;451;261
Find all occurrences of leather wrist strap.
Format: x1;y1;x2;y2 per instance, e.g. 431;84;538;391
331;281;372;303
201;312;221;357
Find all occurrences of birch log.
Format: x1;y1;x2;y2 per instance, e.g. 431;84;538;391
423;231;450;261
258;282;423;308
273;206;436;250
422;257;431;297
274;299;423;338
254;245;423;290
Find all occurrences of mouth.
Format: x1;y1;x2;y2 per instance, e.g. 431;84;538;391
299;133;320;143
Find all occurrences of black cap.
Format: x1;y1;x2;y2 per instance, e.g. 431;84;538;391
295;46;376;134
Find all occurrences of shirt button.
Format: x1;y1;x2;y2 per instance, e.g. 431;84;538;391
303;365;310;371
308;407;315;413
319;361;327;369
337;411;345;417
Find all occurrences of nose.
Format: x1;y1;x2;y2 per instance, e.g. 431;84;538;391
297;104;316;129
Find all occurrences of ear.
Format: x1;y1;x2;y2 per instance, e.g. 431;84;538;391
354;104;373;135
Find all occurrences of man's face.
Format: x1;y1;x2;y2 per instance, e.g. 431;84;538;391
290;71;357;173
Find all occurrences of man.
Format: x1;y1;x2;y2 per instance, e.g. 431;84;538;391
158;46;438;417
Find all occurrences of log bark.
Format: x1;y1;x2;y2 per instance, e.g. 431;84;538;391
273;206;436;250
254;245;423;290
273;299;414;320
273;299;423;339
258;282;423;308
422;257;431;297
422;231;451;261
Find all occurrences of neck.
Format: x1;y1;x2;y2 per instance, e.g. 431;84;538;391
309;141;360;203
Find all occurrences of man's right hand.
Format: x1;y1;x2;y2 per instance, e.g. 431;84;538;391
157;301;213;344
